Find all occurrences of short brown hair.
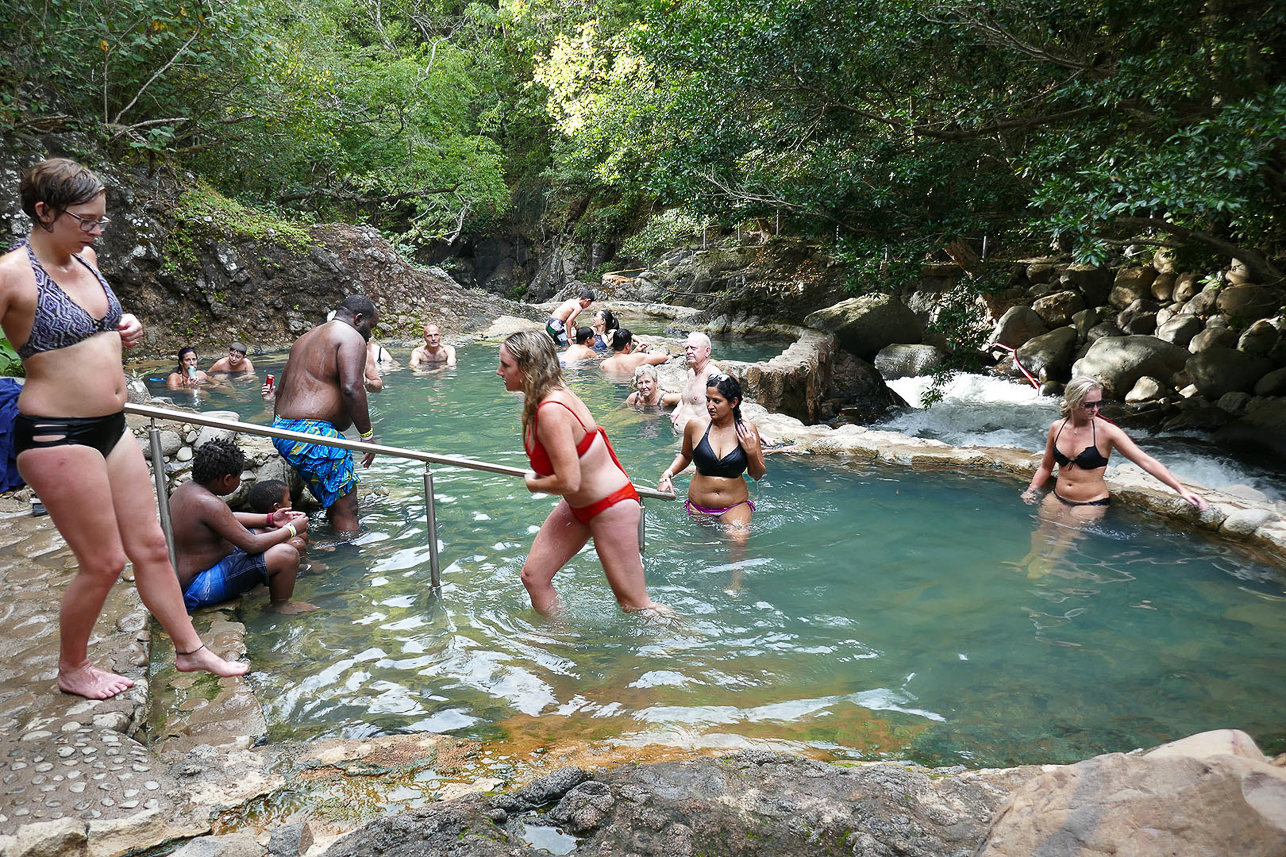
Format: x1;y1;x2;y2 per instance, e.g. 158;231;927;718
20;159;106;229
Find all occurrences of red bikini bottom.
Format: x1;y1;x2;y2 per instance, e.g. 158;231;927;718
570;482;640;525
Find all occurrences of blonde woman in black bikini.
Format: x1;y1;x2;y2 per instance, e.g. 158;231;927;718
1016;376;1206;575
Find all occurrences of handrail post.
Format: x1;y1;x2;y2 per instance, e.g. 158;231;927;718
148;419;177;572
424;465;440;588
638;501;646;554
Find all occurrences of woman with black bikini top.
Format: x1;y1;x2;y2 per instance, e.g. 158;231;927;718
1023;376;1207;510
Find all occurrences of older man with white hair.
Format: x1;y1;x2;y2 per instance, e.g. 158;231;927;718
670;331;725;432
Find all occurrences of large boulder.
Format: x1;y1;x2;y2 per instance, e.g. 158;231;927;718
1214;396;1286;457
1172;272;1201;302
988;305;1048;350
1061;264;1112;307
1183;286;1221;318
1149;272;1176;301
978;730;1286;857
803;294;922;361
1017;327;1079;384
1071;335;1190;399
1032;290;1085;327
826;351;906;423
1155;314;1203;349
1189;325;1238;353
1109;266;1157;309
1186;347;1275;398
874;343;947;379
1217;284;1284;321
1255;367;1286;396
1116;298;1160;335
1238;319;1280;356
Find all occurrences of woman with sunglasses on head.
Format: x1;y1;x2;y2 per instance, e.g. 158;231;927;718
1022;376;1206;511
658;373;765;537
497;330;665;618
0;159;247;698
590;308;618;352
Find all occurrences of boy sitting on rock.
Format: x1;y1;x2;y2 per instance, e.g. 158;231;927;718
171;439;314;614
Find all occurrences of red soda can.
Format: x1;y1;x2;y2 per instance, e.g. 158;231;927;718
266;374;275;392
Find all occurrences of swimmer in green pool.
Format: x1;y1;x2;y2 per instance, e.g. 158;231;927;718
498;330;665;618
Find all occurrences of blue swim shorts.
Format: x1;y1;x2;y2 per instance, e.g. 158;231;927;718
182;549;269;610
271;416;359;508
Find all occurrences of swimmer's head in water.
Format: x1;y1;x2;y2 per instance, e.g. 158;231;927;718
176;346;198;374
574;326;594;345
611;329;634;352
1061;376;1104;418
634;364;658;397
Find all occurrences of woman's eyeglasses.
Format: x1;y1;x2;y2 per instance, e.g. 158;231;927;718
1082;399;1104;411
63;212;111;233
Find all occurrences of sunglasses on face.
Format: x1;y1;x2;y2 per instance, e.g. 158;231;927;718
1082;399;1104;410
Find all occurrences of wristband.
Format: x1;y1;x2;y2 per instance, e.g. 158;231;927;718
360;428;374;440
266;513;273;528
285;523;297;538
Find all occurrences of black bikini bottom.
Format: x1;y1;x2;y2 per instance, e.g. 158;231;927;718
14;411;128;458
1053;491;1111;508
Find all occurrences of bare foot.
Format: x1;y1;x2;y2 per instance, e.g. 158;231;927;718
627;603;679;625
175;644;249;677
58;662;134;700
273;600;318;615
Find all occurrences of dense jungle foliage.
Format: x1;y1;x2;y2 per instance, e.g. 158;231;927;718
2;0;1283;282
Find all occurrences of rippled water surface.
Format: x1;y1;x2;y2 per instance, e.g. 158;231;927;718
149;344;1286;766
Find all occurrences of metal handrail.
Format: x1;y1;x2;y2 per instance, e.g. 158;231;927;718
125;403;674;499
125;402;674;589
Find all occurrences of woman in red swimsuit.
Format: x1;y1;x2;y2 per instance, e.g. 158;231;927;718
0;159;246;698
1016;376;1206;576
498;330;663;617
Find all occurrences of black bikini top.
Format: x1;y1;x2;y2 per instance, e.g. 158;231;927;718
692;422;749;478
1053;419;1110;470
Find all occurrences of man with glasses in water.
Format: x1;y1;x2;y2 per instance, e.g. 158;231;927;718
209;341;256;377
410;323;456;367
670;331;724;432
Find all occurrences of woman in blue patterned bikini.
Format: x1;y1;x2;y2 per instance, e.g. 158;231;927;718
0;159;246;698
658;374;766;538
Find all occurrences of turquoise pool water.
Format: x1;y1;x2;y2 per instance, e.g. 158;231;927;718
150;344;1286;767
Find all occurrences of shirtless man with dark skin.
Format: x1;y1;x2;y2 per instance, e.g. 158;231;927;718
170;439;314;614
271;295;378;534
